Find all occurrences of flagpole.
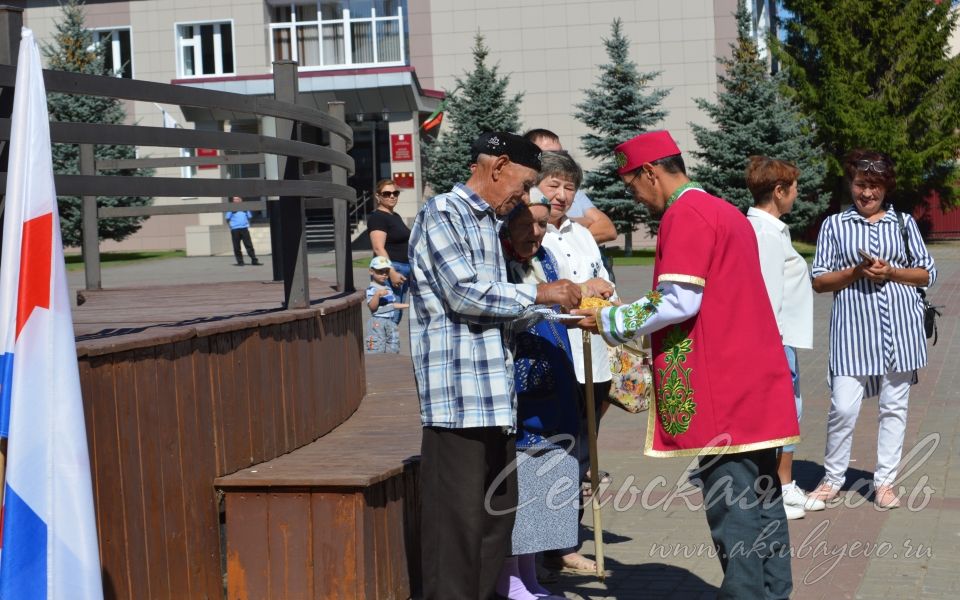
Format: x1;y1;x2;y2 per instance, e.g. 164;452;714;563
582;330;605;581
0;438;6;505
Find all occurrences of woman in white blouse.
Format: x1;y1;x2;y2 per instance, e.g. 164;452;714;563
745;156;826;520
538;151;614;576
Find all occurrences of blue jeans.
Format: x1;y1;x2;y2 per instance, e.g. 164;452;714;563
365;316;399;353
782;345;802;453
390;261;411;324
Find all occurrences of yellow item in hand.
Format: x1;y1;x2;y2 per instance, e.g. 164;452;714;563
579;297;613;310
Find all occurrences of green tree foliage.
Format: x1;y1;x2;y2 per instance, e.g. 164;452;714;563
574;19;669;243
690;0;826;231
43;0;152;247
423;34;523;194
772;0;960;209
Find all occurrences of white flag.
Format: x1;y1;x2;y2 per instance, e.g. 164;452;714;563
0;28;104;599
154;102;179;128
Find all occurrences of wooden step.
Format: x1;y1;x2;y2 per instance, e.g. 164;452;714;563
217;354;422;599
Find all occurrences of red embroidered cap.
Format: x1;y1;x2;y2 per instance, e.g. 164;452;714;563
614;130;682;175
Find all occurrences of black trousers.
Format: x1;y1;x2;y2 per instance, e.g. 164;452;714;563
231;227;256;263
696;448;793;600
420;426;518;600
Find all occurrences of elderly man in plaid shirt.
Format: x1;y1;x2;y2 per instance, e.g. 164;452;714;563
409;131;583;599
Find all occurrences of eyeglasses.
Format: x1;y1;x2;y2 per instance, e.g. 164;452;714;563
855;159;888;175
379;190;400;198
624;169;643;189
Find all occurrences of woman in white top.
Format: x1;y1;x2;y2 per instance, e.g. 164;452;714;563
538;151;614;575
745;156;826;520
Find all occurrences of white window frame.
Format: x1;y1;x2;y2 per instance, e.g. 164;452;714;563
90;26;134;79
180;148;196;179
174;19;236;78
267;3;405;71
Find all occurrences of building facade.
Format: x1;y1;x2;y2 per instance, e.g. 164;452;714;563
17;0;762;253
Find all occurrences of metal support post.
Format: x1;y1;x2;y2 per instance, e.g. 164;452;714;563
80;144;101;290
0;5;23;266
328;101;353;293
272;61;309;309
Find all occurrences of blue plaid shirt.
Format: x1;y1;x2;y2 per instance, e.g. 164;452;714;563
408;184;538;429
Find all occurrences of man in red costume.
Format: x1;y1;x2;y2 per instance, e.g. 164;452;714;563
576;130;799;598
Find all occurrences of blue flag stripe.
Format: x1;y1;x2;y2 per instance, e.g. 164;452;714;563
0;352;12;437
0;485;47;600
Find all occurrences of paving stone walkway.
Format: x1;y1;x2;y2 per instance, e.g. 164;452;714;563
549;242;960;600
68;241;960;599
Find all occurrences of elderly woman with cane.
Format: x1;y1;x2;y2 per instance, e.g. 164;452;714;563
493;189;585;599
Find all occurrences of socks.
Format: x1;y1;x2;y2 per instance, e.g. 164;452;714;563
496;556;539;600
517;554;552;596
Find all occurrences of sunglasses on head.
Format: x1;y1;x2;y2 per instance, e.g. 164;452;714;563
379;190;400;198
855;159;888;175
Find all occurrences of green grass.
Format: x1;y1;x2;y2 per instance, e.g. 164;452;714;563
604;247;657;266
65;250;186;271
350;240;814;270
792;240;817;259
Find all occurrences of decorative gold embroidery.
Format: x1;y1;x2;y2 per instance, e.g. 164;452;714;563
657;326;696;436
658;273;706;287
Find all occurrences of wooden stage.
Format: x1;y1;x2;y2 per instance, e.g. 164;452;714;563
69;279;421;600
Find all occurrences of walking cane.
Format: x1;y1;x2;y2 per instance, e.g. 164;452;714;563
581;330;606;581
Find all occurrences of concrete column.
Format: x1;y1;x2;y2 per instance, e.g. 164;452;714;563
387;114;421;221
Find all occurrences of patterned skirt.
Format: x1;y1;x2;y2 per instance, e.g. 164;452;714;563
510;446;580;555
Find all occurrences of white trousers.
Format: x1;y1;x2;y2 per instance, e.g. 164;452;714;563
823;372;912;488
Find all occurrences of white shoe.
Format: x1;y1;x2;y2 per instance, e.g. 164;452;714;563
783;480;826;513
782;499;806;520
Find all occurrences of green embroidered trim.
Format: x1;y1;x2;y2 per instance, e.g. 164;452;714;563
657;326;696;436
604;306;621;343
621;289;663;338
665;181;703;210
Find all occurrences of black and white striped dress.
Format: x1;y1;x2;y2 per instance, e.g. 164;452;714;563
811;207;937;397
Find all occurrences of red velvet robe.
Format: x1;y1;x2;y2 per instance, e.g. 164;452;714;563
645;187;800;456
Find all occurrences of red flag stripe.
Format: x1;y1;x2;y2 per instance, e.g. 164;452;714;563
15;212;53;339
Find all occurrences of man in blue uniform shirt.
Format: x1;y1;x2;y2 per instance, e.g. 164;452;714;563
225;196;261;266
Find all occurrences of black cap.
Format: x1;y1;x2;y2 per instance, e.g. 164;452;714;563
470;131;542;172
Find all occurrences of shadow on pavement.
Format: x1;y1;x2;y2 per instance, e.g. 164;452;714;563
550;557;719;599
793;459;874;500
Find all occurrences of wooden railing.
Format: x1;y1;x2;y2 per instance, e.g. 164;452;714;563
0;7;359;306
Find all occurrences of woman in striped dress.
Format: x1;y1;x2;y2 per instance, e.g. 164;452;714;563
808;150;937;510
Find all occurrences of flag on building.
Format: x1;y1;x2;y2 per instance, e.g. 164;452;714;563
420;102;444;131
0;28;103;600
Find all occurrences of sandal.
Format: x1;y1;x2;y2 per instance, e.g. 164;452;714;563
542;552;598;575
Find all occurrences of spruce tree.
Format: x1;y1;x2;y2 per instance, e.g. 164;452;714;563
43;0;152;247
423;34;523;194
690;0;826;232
574;19;669;246
773;0;960;209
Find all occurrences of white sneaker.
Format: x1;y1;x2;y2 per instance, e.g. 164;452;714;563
782;480;825;514
781;481;806;519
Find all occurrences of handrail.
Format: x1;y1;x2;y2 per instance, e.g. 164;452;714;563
350;190;370;224
0;64;354;146
0;119;356;176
